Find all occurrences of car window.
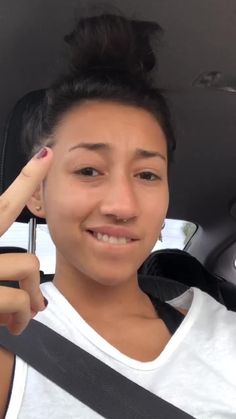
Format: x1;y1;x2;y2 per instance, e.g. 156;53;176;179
0;220;197;274
153;219;197;251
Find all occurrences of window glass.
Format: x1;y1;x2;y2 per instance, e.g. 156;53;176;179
0;222;56;274
152;219;197;252
0;220;197;273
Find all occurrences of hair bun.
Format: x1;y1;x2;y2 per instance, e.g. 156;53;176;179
64;14;162;80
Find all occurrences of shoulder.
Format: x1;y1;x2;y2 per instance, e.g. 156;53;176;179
185;287;236;347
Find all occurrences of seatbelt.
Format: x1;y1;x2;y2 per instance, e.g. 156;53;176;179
0;320;195;419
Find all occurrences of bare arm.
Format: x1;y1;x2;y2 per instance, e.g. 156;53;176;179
0;347;14;419
0;147;53;417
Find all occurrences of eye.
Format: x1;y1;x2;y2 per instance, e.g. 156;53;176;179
136;171;161;181
74;167;101;177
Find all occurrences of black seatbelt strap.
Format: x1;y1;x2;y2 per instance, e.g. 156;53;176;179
0;320;195;419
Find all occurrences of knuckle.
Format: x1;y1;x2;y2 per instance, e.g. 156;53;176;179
15;289;30;308
20;167;31;179
10;322;29;335
23;253;40;272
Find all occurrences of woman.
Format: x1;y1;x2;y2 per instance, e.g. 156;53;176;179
0;13;236;419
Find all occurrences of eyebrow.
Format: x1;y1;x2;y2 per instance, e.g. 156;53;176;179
68;142;166;161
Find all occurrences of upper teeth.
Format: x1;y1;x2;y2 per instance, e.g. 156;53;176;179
95;232;131;244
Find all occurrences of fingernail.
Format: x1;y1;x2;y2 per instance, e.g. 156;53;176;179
34;147;48;159
44;297;48;307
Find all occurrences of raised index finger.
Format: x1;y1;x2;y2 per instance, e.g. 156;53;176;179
0;147;53;236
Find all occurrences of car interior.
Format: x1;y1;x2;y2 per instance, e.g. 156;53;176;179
0;0;235;290
0;2;235;418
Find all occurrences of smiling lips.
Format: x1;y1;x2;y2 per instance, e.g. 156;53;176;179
87;225;139;245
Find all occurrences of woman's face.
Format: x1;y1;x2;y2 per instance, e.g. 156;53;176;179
35;101;169;286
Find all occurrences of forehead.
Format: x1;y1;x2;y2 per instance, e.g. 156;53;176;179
53;101;167;155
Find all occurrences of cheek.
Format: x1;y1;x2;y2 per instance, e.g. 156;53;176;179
42;173;99;225
146;183;169;214
143;186;169;237
44;191;84;223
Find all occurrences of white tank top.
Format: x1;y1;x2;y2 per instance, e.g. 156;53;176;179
5;282;236;419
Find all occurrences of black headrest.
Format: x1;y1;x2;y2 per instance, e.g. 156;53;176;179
139;248;236;311
0;89;46;223
139;248;220;293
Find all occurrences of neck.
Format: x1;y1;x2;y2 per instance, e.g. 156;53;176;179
52;255;153;321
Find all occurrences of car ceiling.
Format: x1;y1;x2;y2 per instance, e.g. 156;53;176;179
0;0;235;267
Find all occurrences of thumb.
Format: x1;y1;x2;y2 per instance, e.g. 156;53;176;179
0;146;53;236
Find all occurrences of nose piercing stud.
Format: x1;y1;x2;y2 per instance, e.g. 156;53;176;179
116;217;128;223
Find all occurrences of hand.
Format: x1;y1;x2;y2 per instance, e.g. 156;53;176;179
0;147;53;334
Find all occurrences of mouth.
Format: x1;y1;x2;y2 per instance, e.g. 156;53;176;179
87;230;137;245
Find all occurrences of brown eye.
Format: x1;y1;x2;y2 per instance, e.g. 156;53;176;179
137;171;160;181
75;167;100;177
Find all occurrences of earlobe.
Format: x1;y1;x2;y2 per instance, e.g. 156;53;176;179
26;184;46;218
26;199;46;219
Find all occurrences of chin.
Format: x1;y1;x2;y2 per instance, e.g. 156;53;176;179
89;267;137;288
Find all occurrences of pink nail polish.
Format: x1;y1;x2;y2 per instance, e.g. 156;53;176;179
34;147;48;159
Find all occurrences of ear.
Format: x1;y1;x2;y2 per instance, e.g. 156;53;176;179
26;183;46;219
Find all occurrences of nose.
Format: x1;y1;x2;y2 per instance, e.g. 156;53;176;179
100;175;140;221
